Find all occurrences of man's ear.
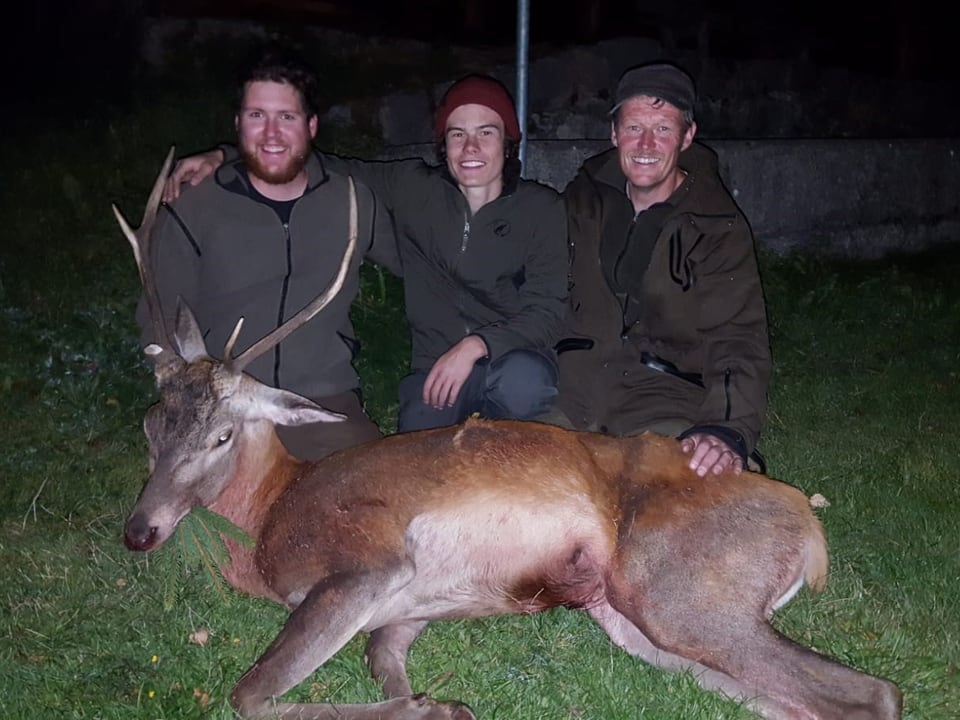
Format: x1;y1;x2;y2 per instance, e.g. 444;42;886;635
309;115;318;139
610;120;619;147
681;121;697;151
235;114;240;132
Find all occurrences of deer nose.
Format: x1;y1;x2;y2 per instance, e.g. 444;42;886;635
124;514;159;552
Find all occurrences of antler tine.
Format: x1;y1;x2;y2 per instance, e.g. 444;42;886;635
230;176;359;374
223;317;245;361
113;146;178;353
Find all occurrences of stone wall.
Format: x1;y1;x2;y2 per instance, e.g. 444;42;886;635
384;138;960;259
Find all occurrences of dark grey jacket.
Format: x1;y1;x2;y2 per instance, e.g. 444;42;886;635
558;143;771;457
322;155;569;371
137;151;398;401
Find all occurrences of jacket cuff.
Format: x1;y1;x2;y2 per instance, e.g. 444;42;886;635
677;424;748;464
466;333;491;361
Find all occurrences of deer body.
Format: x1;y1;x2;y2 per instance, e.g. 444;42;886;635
119;150;902;720
257;421;808;619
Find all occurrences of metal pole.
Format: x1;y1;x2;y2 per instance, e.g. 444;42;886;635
516;0;530;176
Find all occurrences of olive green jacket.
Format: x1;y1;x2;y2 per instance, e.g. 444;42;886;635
557;143;771;458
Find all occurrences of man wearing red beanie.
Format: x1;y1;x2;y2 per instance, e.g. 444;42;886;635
380;74;566;432
433;75;522;142
164;73;568;434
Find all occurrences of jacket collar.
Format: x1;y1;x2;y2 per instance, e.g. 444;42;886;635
584;142;735;218
216;150;331;199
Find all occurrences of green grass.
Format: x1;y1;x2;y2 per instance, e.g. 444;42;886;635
2;80;959;719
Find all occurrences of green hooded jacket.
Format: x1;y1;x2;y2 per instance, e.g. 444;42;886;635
557;142;771;458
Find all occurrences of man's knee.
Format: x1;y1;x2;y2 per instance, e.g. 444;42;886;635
486;350;558;419
396;371;462;432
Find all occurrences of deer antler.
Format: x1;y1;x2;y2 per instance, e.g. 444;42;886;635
228;176;359;374
113;146;177;371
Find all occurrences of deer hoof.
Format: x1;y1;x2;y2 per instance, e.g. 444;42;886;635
409;694;476;719
447;701;476;720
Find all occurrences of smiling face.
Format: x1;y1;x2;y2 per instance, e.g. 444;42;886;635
443;103;506;203
236;80;318;200
612;95;696;212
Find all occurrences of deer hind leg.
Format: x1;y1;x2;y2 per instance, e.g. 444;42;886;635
587;601;746;698
231;563;474;720
365;620;429;697
604;538;902;719
593;597;900;720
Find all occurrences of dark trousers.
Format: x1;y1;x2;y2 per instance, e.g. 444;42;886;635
397;349;558;432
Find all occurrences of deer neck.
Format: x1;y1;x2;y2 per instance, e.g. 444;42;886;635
208;423;305;602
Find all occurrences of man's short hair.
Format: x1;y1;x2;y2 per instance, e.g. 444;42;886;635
236;43;321;118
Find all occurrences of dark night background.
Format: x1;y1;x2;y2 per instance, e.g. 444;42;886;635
4;0;954;137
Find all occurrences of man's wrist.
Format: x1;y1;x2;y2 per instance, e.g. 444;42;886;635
464;334;489;360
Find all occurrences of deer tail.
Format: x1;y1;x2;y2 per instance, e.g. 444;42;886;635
804;515;829;593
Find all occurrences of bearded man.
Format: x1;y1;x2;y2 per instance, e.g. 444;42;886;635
136;45;399;461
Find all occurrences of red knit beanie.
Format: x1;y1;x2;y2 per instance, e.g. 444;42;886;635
434;75;521;141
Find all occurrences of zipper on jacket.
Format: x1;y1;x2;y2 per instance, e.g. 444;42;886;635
274;222;293;387
612;213;639;289
458;214;473;335
723;368;732;420
616;214;640;341
460;214;471;254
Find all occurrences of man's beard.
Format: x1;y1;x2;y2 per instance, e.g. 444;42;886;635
240;145;309;185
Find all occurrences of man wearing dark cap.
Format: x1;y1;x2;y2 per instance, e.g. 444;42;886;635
555;61;772;477
165;74;567;434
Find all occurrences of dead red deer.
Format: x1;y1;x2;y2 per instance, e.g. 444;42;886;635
117;149;903;720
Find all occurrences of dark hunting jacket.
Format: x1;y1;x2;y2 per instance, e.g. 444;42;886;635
557;142;771;459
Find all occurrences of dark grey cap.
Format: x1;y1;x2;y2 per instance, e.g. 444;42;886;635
610;62;696;115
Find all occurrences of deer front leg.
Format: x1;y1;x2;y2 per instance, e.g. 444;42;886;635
231;563;474;720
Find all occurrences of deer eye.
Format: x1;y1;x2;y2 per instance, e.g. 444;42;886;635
215;429;233;446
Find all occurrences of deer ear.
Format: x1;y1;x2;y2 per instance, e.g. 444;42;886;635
173;298;209;362
259;386;347;426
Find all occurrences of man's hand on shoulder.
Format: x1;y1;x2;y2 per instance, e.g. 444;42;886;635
680;432;744;477
422;336;488;409
162;149;225;203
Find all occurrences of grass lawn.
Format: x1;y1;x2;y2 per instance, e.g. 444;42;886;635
1;83;958;720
